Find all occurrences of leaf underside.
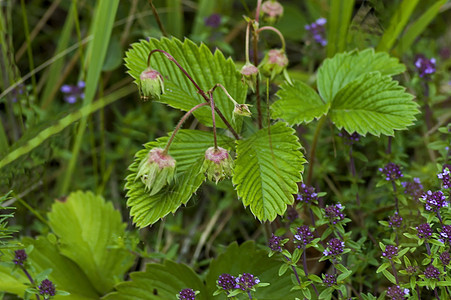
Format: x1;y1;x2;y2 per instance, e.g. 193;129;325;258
233;122;305;221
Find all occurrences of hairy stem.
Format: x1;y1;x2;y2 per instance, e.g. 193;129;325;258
209;92;218;149
245;21;251;64
257;26;286;51
283;255;301;284
250;24;262;129
390;261;399;284
391;181;399;214
302;250;319;297
20;266;40;300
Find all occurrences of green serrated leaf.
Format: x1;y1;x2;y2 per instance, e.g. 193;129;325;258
124;37;246;131
317;48;406;103
103;260;207;300
329;72;418;136
233;123;306;221
125;130;234;227
47;191;135;294
271;80;328;125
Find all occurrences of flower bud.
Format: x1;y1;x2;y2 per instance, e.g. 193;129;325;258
259;49;288;80
202;147;233;184
139;67;164;101
240;63;259;92
136;148;176;195
234;103;252;118
261;0;283;24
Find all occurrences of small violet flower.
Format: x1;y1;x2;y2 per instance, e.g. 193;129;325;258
268;234;283;252
178;288;196;300
38;279;56;297
379;162;403;181
423;265;440;280
217;273;236;291
285;206;298;221
324;203;345;225
294;225;314;248
338;130;360;145
401;177;423;200
414;55;436;78
440;252;450;266
388;212;403;228
440;225;451;245
305;18;327;46
61;81;85;104
382;245;398;260
438;167;450;189
421;190;448;212
322;274;336;287
386;285;409;300
323;238;344;257
13;249;27;266
416;223;432;240
296;183;319;204
205;13;221;28
235;273;260;291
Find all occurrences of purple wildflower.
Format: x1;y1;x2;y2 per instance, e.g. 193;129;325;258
401;177;423;200
405;266;418;275
388;212;403;228
414;55;436;78
205;14;221;28
235;273;260;291
178;288;196;300
285;206;298;221
440;225;451;245
423;265;440;280
338;130;360;145
438;167;450;189
268;234;283;252
382;245;398;260
322;274;336;287
323;238;344;257
294;225;314;248
11;83;25;102
386;285;409;300
61;81;85;103
324;203;345;225
217;273;236;291
416;223;432;240
13;249;27;266
421;190;448;212
305;18;327;46
296;183;319;204
440;252;450;266
38;279;56;297
379;162;403;181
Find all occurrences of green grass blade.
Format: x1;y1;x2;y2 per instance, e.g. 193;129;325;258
166;0;183;38
326;0;355;57
60;0;120;194
376;0;419;52
396;0;447;54
0;86;134;170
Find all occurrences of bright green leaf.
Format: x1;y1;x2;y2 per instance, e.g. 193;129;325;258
271;80;328;125
329;72;418;136
48;191;135;294
233;123;305;221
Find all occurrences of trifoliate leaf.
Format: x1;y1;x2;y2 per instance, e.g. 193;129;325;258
125;37;246;131
329;72;419;136
317;48;405;103
125;130;234;228
271;80;328;125
233;122;305;221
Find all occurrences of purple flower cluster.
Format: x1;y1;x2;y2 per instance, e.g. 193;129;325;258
438;167;450;189
405;266;417;275
322;274;336;287
379;163;403;181
416;223;432;240
296;183;319;204
294;225;314;248
268;234;283;252
382;245;398;260
305;18;327;46
13;249;27;266
217;273;236;291
388;212;403;228
323;238;344;257
414;55;436;78
38;279;56;297
440;252;450;266
178;288;196;300
235;273;260;291
401;177;423;200
386;285;409;300
60;81;85;104
421;190;448;212
423;265;440;279
338;131;360;145
285;206;298;221
440;225;451;245
324;203;345;225
205;14;221;28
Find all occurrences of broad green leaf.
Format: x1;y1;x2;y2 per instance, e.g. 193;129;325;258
317;49;405;103
124;38;246;131
233;122;305;221
376;0;419;52
103;260;207;300
329;72;418;136
206;241;299;299
326;0;355;57
125;130;234;227
48;191;135;294
271;80;328;125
